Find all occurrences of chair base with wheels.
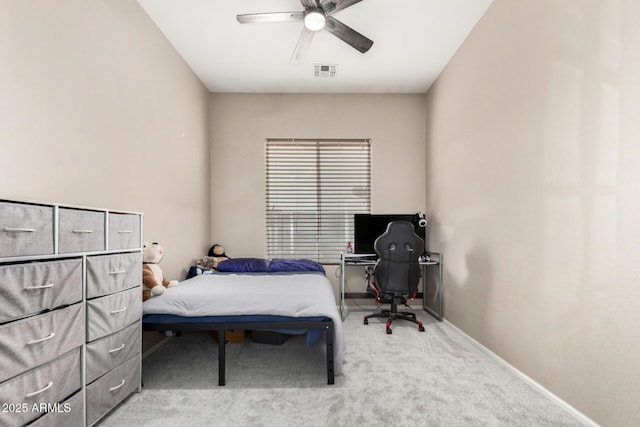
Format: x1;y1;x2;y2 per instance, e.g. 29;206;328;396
363;295;425;334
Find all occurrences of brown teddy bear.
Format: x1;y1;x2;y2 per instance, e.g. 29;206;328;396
142;241;178;301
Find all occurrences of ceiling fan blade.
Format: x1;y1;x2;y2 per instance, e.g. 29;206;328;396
291;28;315;64
325;0;363;15
301;0;319;8
236;12;303;24
325;16;373;53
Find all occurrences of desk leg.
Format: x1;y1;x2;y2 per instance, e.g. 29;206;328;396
422;255;443;321
339;257;346;320
438;253;443;320
422;264;427;314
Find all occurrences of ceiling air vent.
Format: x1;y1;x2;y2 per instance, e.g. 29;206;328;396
314;64;337;78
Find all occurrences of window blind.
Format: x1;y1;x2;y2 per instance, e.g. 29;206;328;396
266;139;371;263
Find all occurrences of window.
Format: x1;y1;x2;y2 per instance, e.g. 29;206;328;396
266;139;371;263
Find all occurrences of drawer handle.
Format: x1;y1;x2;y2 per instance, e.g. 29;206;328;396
110;270;127;275
108;343;126;354
25;283;54;290
25;381;53;398
72;229;94;233
27;332;56;344
110;306;127;314
118;230;133;234
3;227;36;233
109;379;126;392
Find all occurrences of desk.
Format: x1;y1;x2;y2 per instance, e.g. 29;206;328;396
339;251;443;321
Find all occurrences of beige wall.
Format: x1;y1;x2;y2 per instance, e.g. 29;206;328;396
425;0;640;425
211;93;425;249
0;0;211;280
209;93;426;292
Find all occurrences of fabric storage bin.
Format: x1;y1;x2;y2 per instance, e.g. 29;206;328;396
86;355;140;426
251;330;290;345
0;348;81;427
0;303;84;383
0;258;82;323
86;252;142;299
86;287;141;342
86;321;141;384
0;201;54;257
28;390;84;427
108;213;141;250
58;208;105;253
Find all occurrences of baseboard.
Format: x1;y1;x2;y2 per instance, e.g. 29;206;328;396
343;304;380;311
443;320;599;427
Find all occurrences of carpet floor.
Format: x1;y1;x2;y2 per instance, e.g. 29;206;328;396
99;309;584;427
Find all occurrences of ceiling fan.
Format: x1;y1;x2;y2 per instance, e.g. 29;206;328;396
236;0;373;64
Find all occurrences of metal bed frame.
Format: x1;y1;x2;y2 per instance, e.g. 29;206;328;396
142;317;335;386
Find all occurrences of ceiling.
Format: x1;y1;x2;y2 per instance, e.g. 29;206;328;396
137;0;493;94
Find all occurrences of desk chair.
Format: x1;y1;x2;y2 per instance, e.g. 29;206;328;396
363;221;425;334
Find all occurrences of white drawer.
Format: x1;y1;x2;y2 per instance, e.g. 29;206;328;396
86;321;141;384
0;348;81;427
28;390;84;427
86;252;142;299
0;201;54;258
0;303;84;383
86;287;141;342
86;355;140;426
108;213;141;250
0;258;82;323
58;208;105;254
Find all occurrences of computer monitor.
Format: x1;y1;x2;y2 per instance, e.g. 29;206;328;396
353;213;426;254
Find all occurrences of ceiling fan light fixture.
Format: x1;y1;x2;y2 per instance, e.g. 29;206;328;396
304;8;326;31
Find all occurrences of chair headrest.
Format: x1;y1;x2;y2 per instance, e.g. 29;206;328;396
374;221;424;262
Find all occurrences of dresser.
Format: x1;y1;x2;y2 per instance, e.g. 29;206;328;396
0;199;142;426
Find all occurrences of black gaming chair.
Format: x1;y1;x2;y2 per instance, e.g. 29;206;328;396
363;221;425;334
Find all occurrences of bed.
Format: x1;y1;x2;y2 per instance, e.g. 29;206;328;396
141;258;344;386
